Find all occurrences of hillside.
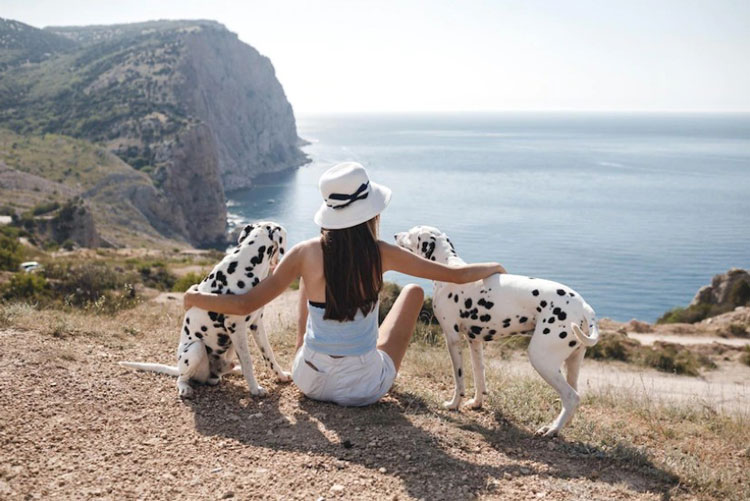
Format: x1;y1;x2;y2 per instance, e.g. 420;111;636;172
0;18;306;247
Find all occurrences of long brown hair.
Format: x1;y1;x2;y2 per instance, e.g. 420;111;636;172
320;215;382;321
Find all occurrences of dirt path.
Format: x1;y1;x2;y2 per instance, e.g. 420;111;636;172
627;332;750;347
491;355;750;414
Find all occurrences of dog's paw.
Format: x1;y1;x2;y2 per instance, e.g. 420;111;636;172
464;398;483;410
276;371;292;383
442;400;460;411
535;425;559;438
250;385;268;397
178;385;194;399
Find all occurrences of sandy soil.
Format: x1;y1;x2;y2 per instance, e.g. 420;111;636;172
0;291;745;500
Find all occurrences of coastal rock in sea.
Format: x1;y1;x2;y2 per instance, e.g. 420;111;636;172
691;268;750;309
0;19;306;247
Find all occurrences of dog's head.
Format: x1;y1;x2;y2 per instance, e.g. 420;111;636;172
237;221;287;267
395;225;456;262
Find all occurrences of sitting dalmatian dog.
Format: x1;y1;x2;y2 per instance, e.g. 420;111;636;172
395;225;600;437
120;221;292;398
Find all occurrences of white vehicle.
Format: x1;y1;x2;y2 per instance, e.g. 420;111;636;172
20;261;41;273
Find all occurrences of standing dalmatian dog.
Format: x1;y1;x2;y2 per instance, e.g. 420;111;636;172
395;225;600;437
120;222;292;398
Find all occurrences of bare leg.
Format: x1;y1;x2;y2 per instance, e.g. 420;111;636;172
377;284;424;371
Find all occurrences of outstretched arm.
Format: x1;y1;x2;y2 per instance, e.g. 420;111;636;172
381;241;505;283
184;245;303;316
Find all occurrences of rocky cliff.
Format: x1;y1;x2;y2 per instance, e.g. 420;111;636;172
0;18;306;247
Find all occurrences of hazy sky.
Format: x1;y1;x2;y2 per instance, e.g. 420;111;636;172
4;0;750;113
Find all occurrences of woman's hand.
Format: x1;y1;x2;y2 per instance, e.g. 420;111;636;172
183;284;200;310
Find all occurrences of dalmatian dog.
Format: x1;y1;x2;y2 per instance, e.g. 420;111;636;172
120;221;292;398
395;225;600;437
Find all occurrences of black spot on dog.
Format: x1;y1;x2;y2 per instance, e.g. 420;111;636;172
453;324;459;332
470;326;482;335
489;329;496;335
454;295;459;303
536;307;542;312
195;332;203;339
252;278;260;286
569;340;577;347
218;334;231;346
557;289;565;296
532;289;539;296
543;328;550;334
201;326;207;332
569;292;575;297
205;346;213;354
227;261;238;274
559;331;568;339
250;246;267;266
183;326;190;335
480;314;491;322
458;368;462;377
540;300;547;308
245;315;251;322
548;316;556;324
558;311;567;320
519;316;528;323
448;292;453;299
477;298;494;309
237;280;245;289
250;324;258;331
185;318;190;325
184;359;189;366
464;298;473;309
484;334;494;341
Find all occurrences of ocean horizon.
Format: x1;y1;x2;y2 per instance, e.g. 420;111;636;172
226;112;750;322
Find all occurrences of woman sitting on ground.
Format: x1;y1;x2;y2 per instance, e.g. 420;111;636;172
184;162;505;406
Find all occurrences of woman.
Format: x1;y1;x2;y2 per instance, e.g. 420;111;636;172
183;162;505;406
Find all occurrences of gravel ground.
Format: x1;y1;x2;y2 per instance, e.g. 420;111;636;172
0;293;704;500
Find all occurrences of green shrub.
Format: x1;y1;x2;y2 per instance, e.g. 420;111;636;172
0;234;25;271
741;346;750;367
136;262;176;290
1;273;48;300
61;239;75;251
642;343;701;376
727;323;748;337
172;272;204;292
44;261;133;307
587;333;635;361
378;282;402;324
31;201;60;216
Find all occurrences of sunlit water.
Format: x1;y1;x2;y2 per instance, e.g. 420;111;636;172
226;113;750;322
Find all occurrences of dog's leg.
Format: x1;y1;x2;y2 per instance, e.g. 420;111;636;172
227;317;267;397
464;339;487;409
176;341;209;399
564;346;586;391
250;319;292;383
527;333;580;437
442;327;466;410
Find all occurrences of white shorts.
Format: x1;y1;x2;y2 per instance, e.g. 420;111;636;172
292;344;397;407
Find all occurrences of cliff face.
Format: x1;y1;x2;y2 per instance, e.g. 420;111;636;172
0;19;305;247
178;28;306;190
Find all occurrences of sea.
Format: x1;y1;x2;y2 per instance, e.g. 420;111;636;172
226;113;750;322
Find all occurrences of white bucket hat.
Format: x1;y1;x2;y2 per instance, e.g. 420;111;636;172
313;162;392;229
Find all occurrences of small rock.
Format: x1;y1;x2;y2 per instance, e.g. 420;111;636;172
210;467;223;474
222;492;234;499
342;440;353;449
378;467;387;474
330;484;345;493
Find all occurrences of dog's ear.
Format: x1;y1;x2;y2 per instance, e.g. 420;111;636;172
238;224;255;244
271;224;287;258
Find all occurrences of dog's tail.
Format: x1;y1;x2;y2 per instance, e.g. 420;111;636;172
570;303;600;347
118;361;180;377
